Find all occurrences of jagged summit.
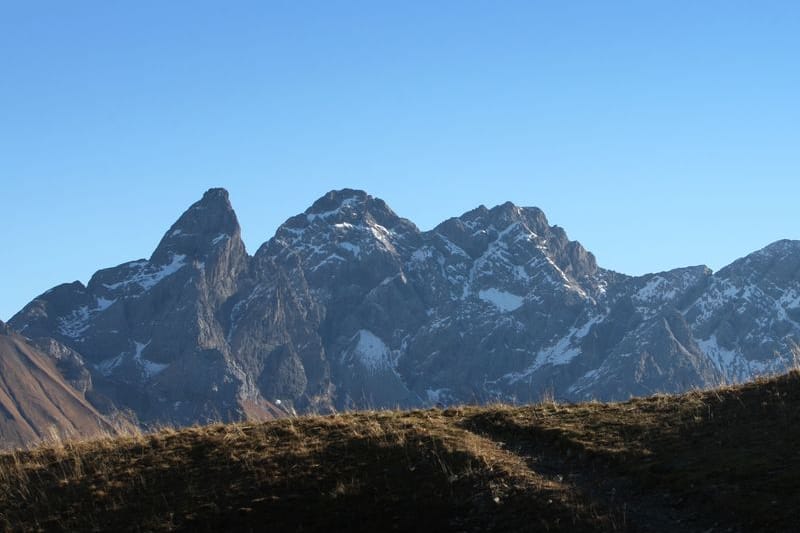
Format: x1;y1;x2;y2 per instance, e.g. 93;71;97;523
443;201;549;229
753;239;800;258
480;201;548;230
433;202;550;252
269;188;411;237
202;187;231;202
150;187;243;264
716;239;800;281
307;188;369;214
259;189;420;268
302;188;410;231
428;200;598;286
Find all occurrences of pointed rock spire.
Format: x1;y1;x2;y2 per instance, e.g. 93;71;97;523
150;188;244;264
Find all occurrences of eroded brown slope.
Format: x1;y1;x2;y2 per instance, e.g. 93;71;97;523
0;322;112;448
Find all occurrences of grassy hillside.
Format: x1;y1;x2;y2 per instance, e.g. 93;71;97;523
2;372;800;532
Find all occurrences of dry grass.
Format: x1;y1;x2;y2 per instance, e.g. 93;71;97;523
3;372;800;531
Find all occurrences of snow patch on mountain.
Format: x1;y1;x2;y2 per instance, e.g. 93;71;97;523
636;276;678;303
689;280;740;323
696;335;783;381
95;297;116;311
779;286;800;310
57;306;91;339
410;247;434;263
132;341;168;379
95;352;125;377
434;233;469;258
311;254;346;272
306;196;359;222
351;330;393;373
568;368;606;396
368;223;397;253
94;340;169;379
533;247;588;298
425;388;453;405
513;265;530;282
338;242;362;257
103;254;187;292
478;289;524;312
56;296;118;339
696;335;740;378
502;315;602;385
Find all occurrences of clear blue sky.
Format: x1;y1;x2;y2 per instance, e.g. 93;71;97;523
2;1;799;321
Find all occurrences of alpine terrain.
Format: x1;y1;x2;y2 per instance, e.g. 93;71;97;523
6;187;800;435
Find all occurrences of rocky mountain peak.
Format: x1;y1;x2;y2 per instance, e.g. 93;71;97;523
202;187;230;202
717;239;800;282
0;320;8;335
487;201;520;224
150;187;243;264
432;202;555;264
487;202;544;228
754;239;800;260
448;202;549;234
260;189;420;269
304;189;407;231
307;188;368;214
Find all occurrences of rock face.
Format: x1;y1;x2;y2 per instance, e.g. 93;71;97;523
0;321;114;448
9;188;800;430
11;189;257;425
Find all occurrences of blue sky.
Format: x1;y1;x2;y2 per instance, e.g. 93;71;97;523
2;1;799;321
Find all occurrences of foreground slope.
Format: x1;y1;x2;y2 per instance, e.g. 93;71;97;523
2;372;799;532
0;321;113;448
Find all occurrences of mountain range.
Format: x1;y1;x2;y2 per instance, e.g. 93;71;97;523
5;187;800;444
